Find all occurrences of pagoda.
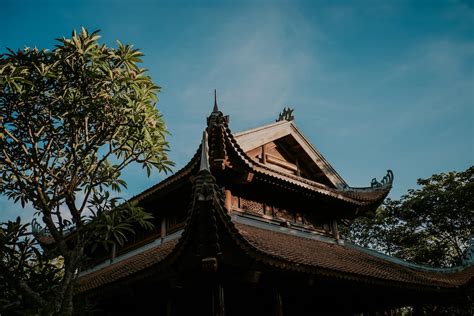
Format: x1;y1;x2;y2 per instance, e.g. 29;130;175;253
75;95;474;315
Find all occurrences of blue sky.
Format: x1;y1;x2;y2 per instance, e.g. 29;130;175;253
1;0;473;222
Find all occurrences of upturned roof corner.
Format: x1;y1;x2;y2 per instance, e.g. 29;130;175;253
370;170;394;189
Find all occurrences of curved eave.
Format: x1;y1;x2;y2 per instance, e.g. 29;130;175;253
229;221;474;291
76;237;180;294
128;145;202;203
213;200;474;291
76;193;201;295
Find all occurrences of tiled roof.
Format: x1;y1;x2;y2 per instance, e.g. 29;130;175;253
77;220;473;294
127;110;391;209
76;239;178;294
72;109;471;298
340;187;391;202
129;147;201;203
234;222;474;289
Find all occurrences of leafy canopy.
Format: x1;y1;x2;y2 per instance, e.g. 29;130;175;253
0;28;172;315
0;28;172;215
347;166;473;268
0;218;62;315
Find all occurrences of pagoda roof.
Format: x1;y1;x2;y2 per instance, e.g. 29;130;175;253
77;214;473;296
78;237;178;294
130;106;393;213
79;231;474;295
233;222;474;288
77;113;474;296
77;215;474;294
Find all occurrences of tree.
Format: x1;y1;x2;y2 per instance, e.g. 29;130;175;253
0;28;173;315
345;166;474;314
347;166;473;268
0;218;62;315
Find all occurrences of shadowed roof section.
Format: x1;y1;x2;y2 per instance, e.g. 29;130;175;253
76;239;178;294
234;222;474;289
76;220;473;293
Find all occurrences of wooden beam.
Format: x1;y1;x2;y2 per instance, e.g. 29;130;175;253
225;190;232;213
265;154;298;172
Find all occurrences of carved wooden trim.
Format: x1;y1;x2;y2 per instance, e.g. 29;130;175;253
230;196;332;236
240;198;264;215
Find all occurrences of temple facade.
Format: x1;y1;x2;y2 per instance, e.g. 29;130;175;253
75;98;474;315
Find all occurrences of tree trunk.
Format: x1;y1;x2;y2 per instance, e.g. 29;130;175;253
56;253;80;316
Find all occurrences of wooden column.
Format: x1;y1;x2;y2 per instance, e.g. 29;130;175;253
224;190;232;213
274;291;283;316
331;220;340;241
161;217;167;238
262;144;267;164
212;283;225;316
109;243;116;263
166;298;172;316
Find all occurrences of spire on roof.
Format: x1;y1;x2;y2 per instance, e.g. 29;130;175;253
213;89;219;113
207;89;229;127
200;131;210;171
276;107;295;122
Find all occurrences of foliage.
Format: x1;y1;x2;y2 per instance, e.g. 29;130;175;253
347;166;473;267
0;218;62;315
87;192;155;252
0;28;172;315
344;166;474;315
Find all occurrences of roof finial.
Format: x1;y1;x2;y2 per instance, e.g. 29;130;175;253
213;89;219;112
200;130;210;171
276;107;295;122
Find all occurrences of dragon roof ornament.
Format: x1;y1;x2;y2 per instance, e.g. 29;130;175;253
276;107;295;122
371;170;394;188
